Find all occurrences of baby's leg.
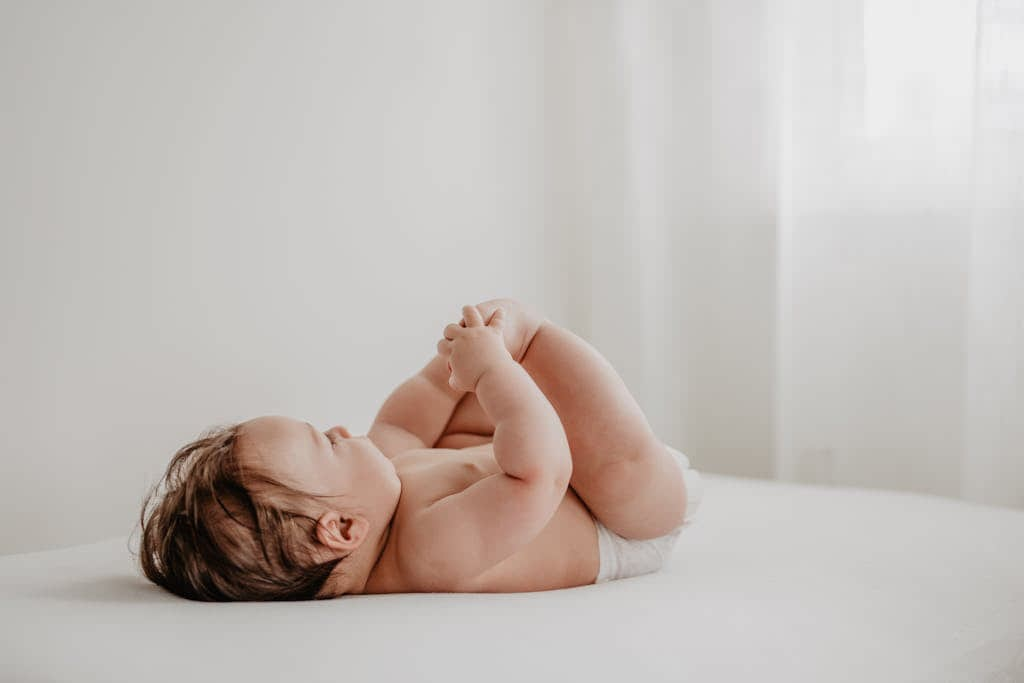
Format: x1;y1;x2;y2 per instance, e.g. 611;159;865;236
519;321;686;540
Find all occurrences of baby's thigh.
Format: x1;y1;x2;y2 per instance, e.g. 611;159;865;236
572;440;687;541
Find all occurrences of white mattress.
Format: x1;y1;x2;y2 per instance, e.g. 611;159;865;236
2;474;1023;683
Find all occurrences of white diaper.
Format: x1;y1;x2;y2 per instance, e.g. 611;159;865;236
593;444;703;584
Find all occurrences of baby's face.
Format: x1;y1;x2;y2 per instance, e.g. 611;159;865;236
236;415;400;518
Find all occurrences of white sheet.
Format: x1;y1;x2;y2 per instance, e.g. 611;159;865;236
2;474;1023;683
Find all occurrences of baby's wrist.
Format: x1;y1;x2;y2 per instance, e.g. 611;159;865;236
474;354;518;392
474;355;540;421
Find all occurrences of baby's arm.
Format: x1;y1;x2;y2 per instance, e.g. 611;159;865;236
404;354;572;583
367;298;546;456
475;357;572;482
367;353;465;458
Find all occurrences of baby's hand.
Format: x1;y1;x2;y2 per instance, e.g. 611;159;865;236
439;305;511;392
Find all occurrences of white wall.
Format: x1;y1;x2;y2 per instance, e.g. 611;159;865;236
0;1;563;555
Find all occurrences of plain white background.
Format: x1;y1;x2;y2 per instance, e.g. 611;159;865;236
1;2;565;554
2;0;1022;556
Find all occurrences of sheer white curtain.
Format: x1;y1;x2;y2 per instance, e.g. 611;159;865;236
547;0;1024;507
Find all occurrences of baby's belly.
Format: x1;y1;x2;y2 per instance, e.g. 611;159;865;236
452;485;600;593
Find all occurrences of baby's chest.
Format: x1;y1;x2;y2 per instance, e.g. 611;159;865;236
392;445;502;509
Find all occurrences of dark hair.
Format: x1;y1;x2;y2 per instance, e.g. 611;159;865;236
136;423;348;601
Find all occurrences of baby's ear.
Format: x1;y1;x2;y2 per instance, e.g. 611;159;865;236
315;511;369;553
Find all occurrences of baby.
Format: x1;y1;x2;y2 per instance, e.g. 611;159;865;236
138;298;703;601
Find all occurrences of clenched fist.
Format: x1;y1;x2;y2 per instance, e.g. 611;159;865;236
437;304;512;392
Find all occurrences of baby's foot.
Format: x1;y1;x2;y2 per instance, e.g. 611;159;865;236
465;298;546;363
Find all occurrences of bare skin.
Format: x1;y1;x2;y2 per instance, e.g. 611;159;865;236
237;299;687;596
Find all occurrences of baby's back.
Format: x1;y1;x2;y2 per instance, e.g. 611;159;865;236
364;442;599;593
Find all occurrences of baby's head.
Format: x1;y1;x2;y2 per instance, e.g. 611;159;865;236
138;415;401;601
